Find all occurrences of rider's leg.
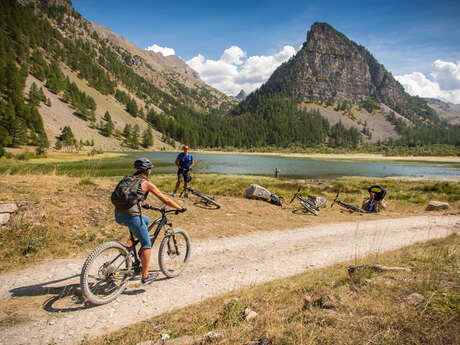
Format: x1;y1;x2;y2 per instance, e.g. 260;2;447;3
119;215;152;278
175;178;181;193
174;170;183;195
139;248;151;278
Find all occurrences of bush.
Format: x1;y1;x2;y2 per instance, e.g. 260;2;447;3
15;152;36;161
79;178;98;186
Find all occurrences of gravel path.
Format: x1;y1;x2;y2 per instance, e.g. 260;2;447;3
0;215;458;345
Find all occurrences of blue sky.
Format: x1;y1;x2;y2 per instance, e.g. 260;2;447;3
72;0;460;102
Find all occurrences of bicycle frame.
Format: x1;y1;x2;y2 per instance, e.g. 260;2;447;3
126;207;174;270
331;192;365;213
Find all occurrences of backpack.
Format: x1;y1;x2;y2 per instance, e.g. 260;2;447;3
270;193;284;206
362;199;377;213
111;176;146;208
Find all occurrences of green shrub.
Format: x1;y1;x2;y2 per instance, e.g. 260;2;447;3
79;178;97;186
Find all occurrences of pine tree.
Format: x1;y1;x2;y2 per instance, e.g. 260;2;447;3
57;126;76;150
142;128;153;148
122;123;131;138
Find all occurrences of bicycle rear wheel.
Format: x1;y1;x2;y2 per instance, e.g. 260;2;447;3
300;201;319;216
158;229;191;278
80;241;132;305
194;191;221;209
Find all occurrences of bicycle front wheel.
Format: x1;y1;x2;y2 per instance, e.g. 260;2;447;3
158;229;191;278
195;191;221;209
300;201;319;216
80;241;132;305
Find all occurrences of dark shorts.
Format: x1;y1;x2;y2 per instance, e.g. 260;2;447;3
177;168;191;182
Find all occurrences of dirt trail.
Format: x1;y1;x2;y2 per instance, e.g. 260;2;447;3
0;215;459;345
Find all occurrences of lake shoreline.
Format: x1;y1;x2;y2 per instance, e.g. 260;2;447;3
194;149;460;163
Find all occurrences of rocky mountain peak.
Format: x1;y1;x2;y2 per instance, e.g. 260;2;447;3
236;89;247;100
257;22;406;106
20;0;73;10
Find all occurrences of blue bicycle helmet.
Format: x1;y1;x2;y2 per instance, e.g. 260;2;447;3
134;157;154;172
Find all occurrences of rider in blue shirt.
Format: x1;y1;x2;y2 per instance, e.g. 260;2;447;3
173;145;194;197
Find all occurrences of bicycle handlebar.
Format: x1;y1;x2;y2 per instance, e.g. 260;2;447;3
142;204;187;214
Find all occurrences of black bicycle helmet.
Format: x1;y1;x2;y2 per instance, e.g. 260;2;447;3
134;157;154;172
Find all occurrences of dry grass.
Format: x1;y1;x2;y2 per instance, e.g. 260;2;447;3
85;234;460;345
0;174;458;272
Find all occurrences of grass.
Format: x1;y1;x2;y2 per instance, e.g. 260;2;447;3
0;173;458;273
84;234;460;345
0;159;171;177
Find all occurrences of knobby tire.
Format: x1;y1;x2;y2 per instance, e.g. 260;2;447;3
158;229;191;278
300;200;319;216
80;241;132;305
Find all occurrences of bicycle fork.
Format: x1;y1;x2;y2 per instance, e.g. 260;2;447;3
167;233;180;256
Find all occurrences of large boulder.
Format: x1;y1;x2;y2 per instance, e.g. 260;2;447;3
246;184;271;201
0;213;10;225
0;203;18;213
425;201;449;211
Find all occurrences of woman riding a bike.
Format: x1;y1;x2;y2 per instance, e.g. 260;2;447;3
114;158;185;284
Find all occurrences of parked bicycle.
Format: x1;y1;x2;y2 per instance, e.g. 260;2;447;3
80;205;191;305
180;185;221;209
331;191;365;213
289;187;319;216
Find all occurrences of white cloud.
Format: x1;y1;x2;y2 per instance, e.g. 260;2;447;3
432;60;460;90
145;44;175;56
220;46;246;65
396;60;460;104
186;45;296;96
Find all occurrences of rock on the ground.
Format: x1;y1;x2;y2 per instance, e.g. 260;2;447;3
426;201;449;211
405;293;426;305
244;307;258;321
0;203;18;213
153;335;195;345
244;332;271;345
307;195;328;208
246;184;271;201
0;213;10;225
200;331;225;343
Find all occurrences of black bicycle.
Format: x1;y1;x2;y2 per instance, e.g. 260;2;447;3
80;206;191;305
289;187;319;216
180;186;221;209
331;191;365;213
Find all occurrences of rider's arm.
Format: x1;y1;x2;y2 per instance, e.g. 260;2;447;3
175;158;180;168
189;158;194;169
142;181;184;210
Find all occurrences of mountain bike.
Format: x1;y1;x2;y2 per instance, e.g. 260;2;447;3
330;191;365;213
180;186;221;209
80;205;191;305
289;187;319;216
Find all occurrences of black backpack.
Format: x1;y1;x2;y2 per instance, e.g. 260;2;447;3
111;176;146;208
270;193;284;206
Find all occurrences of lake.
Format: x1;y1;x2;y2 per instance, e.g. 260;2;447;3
123;152;460;179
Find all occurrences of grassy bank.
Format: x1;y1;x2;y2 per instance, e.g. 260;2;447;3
85;234;460;345
0;173;458;273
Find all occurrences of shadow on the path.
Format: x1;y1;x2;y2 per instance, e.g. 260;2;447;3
292;207;312;215
9;270;167;313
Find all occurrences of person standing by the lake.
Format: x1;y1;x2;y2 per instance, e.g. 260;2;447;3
173;145;194;197
274;167;280;178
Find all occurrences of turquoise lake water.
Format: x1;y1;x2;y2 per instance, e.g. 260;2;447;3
121;152;460;179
